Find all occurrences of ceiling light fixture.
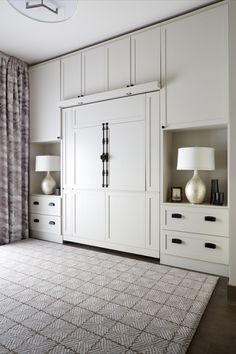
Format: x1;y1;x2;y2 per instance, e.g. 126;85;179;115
8;0;78;23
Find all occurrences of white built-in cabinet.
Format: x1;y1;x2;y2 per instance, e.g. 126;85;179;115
161;4;228;128
131;27;160;85
29;60;61;142
60;28;160;100
62;93;160;257
61;53;82;100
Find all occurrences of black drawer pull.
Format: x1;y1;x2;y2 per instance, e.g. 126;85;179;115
49;203;55;207
49;221;55;225
172;238;182;244
205;242;216;249
204;216;216;222
171;213;182;219
33;201;39;205
33;219;39;223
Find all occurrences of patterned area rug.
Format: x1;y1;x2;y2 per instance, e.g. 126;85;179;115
0;239;218;354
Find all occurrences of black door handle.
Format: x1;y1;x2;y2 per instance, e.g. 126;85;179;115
171;213;182;219
33;201;39;205
33;219;39;223
49;203;55;207
205;242;216;249
204;216;216;222
172;238;182;244
49;221;55;225
100;153;109;162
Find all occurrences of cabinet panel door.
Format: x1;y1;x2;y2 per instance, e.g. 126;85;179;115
162;5;228;127
146;193;159;254
61;53;82;100
74;190;106;241
62;189;73;237
146;92;160;192
30;61;60;142
107;192;146;248
82;46;107;95
131;27;160;85
107;37;130;90
109;120;145;191
76;125;103;189
62;108;76;188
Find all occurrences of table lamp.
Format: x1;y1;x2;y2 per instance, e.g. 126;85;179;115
177;147;215;204
35;155;60;195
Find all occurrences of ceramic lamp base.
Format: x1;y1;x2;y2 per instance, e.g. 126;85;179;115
41;171;56;195
185;170;206;204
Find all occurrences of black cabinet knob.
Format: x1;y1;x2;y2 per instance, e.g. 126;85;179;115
126;85;130;87
172;238;182;244
205;242;216;249
161;126;165;129
33;201;39;205
171;213;182;219
130;84;134;87
33;219;39;223
49;221;55;225
49;203;55;207
204;216;216;222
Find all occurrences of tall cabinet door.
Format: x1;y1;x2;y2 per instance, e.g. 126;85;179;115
107;37;131;90
62;108;77;189
161;5;228;127
61;53;82;100
76;125;103;190
108;120;145;191
74;190;106;241
131;27;161;85
30;60;60;142
106;192;146;249
82;46;107;96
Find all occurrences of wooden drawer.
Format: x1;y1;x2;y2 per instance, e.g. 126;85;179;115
30;213;61;234
162;205;228;237
162;230;229;265
30;196;61;216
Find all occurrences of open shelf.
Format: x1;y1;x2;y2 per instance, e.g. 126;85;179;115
162;126;228;206
30;141;61;195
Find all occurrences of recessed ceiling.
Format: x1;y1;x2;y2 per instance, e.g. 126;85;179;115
0;0;218;64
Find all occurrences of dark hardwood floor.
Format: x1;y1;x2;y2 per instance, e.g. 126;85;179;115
187;277;236;354
65;242;236;354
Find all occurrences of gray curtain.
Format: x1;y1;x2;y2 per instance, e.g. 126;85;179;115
0;56;29;245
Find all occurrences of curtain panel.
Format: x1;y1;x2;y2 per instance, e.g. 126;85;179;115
0;56;29;245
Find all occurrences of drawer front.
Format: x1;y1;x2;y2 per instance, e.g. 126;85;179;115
162;206;228;237
30;214;61;234
162;230;229;265
30;196;61;216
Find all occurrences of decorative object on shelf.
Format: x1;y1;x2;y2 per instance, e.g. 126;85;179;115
8;0;78;23
177;147;215;204
35;155;60;195
171;187;182;202
210;179;219;204
210;180;224;205
55;187;61;196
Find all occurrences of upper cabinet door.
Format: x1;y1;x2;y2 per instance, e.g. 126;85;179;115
131;27;161;85
62;108;76;189
61;53;82;100
107;37;131;90
30;60;60;142
161;5;228;128
82;46;107;96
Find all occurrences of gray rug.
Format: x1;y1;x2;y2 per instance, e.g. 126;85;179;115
0;239;218;354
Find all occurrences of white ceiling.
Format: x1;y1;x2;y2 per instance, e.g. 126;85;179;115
0;0;217;64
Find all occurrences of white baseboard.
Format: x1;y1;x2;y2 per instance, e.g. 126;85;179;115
160;254;229;277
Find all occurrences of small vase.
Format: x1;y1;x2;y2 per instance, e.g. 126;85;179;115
185;170;206;204
41;171;56;195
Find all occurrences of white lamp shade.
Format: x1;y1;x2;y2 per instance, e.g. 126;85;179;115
177;147;215;171
35;155;60;172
